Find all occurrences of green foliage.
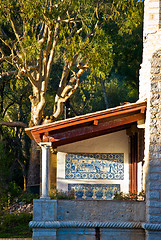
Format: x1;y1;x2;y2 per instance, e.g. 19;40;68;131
6;182;22;203
49;187;75;200
0;182;20;210
0;0;144;191
21;36;41;61
105;77;137;107
0;141;14;186
1;212;32;228
67;0;143;116
0;213;32;238
0;179;38;211
70;75;138;117
109;1;143;90
18;191;38;204
114;190;145;201
86;28;113;79
0;75;31;191
0;0;143;119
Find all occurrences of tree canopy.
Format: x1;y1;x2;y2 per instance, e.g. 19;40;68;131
0;0;144;190
0;0;117;126
0;0;143;125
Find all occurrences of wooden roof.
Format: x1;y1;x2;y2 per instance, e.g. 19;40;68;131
25;101;146;148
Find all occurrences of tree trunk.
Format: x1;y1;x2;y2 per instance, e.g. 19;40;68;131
27;88;45;193
23;175;27;192
27;140;41;192
101;80;109;109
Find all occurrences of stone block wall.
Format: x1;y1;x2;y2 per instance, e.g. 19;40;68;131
32;200;57;240
30;199;146;240
146;50;161;223
57;229;145;240
144;50;161;239
57;200;145;222
139;0;161;100
139;1;161;238
144;0;160;34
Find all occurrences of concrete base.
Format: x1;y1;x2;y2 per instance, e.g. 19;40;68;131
31;199;57;240
30;199;147;240
56;228;145;240
33;199;57;221
57;229;95;240
33;229;56;240
146;230;161;240
101;229;145;240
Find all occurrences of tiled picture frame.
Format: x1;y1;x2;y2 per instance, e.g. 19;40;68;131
65;153;124;180
68;184;120;200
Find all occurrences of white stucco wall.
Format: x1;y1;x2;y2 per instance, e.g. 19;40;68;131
57;130;131;195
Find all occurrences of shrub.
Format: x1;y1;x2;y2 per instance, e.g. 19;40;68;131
0;213;32;237
18;191;38;204
49;187;75;200
114;191;145;201
0;181;38;213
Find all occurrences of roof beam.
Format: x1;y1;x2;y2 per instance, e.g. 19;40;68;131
26;102;146;137
38;113;145;147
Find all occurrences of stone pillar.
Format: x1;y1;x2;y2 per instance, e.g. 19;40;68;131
144;51;161;240
30;142;57;240
39;142;52;199
31;199;57;240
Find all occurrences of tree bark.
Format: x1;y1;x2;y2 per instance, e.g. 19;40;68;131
101;80;109;109
0;121;27;128
27;87;46;191
27;140;40;191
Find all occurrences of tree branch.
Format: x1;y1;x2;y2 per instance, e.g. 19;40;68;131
53;64;89;118
55;17;99;96
45;19;60;89
10;17;25;59
2;102;15;118
0;121;27;128
0;56;12;62
25;71;39;88
38;24;48;45
0;70;18;78
0;37;13;53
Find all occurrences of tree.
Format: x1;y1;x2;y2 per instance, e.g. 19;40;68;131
0;0;143;189
110;1;143;97
69;0;143;115
0;76;31;191
0;0;114;125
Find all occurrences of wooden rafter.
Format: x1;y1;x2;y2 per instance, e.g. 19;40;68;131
25;101;146;147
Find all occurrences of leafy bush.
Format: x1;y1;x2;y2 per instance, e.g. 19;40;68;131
114;191;145;201
0;182;21;210
49;187;75;200
0;183;35;238
0;181;38;213
0;213;32;238
18;191;39;204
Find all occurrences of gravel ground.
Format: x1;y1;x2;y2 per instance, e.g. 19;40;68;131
4;202;33;214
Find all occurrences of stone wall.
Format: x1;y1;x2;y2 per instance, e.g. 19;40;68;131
139;0;161;100
57;229;145;240
139;0;161;238
140;50;161;240
57;200;145;222
143;50;161;240
30;199;146;240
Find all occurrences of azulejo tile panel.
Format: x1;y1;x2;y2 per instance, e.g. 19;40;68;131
65;153;124;180
68;184;120;200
